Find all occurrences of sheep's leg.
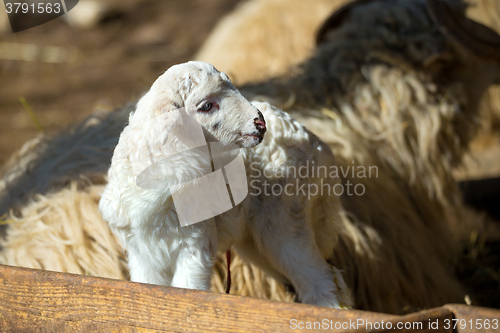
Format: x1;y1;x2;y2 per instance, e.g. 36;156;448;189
251;215;343;308
127;245;173;285
170;220;217;291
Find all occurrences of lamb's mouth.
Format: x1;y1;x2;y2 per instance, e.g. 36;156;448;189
238;133;264;147
244;133;264;142
243;133;262;140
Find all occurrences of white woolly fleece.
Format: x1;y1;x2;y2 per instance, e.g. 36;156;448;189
99;61;352;309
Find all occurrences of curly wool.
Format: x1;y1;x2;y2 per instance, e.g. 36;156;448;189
0;106;132;217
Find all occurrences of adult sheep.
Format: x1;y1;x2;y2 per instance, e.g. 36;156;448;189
241;0;500;204
1;0;500;313
196;0;500;179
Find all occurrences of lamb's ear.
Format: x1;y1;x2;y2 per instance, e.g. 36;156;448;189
156;69;197;109
154;108;183;146
140;67;199;145
145;77;186;145
152;84;184;116
178;73;197;101
134;89;183;147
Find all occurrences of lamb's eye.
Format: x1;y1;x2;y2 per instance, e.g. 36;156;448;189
199;102;212;112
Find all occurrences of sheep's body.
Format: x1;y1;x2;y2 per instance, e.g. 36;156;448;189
0;107;132;219
195;0;500;181
229;1;499;310
240;0;500;208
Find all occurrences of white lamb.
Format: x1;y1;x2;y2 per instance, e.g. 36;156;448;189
99;61;352;308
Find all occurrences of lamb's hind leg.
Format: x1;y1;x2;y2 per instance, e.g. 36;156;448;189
235;237;288;284
251;213;344;308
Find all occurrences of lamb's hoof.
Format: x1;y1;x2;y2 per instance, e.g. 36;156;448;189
337;302;352;310
331;265;354;309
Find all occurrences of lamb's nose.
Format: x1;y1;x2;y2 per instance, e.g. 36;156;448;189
254;109;266;133
254;119;266;132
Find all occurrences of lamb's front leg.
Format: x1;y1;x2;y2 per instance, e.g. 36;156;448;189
171;220;218;290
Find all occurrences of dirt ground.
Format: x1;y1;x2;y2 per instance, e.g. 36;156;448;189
0;0;241;166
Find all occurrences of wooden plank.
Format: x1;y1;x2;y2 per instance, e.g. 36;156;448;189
377;308;453;333
0;264;453;332
444;304;500;333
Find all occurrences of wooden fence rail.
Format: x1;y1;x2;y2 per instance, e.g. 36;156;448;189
0;265;498;332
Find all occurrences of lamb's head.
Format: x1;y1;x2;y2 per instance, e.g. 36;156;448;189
144;61;266;148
